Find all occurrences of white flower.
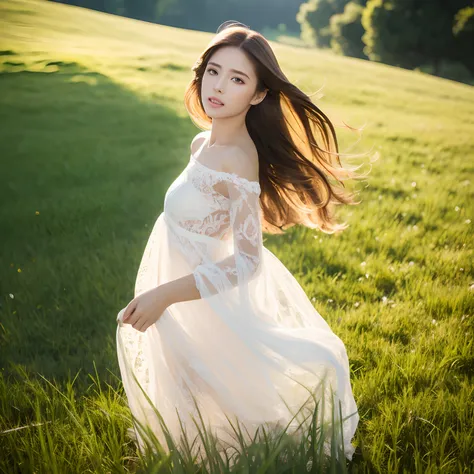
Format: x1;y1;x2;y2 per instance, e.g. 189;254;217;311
455;206;460;212
360;261;366;267
9;293;14;299
411;182;417;187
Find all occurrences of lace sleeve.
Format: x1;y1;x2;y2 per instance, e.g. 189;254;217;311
192;176;262;297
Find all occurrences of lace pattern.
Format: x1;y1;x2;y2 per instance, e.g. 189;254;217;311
189;159;263;296
189;155;261;195
178;210;230;240
118;322;150;389
163;156;262;295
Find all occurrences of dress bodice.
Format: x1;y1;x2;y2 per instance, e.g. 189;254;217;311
164;155;261;241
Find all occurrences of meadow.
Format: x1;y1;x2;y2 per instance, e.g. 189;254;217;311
0;0;473;472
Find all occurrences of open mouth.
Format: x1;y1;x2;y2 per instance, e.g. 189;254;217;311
208;97;224;106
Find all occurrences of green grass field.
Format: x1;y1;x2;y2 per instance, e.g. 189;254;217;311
1;0;473;472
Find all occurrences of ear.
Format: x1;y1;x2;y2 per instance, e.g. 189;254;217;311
250;88;268;106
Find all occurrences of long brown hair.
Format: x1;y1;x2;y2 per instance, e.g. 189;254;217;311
184;22;375;235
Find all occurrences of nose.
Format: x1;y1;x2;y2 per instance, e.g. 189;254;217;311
214;78;225;93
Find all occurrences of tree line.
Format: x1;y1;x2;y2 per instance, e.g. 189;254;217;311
49;0;474;84
298;0;473;83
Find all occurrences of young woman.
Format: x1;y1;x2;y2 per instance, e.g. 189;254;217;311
116;20;368;464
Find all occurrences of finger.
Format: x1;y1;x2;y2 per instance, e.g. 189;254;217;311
137;318;148;332
136;319;149;333
123;301;136;321
116;308;125;323
128;311;141;326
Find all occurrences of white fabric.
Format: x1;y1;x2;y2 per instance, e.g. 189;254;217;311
116;145;359;462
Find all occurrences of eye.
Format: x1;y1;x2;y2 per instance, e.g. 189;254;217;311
206;68;244;84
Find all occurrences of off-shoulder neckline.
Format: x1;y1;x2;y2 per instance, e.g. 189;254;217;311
189;153;261;192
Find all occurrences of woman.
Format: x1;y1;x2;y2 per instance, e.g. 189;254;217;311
116;20;368;464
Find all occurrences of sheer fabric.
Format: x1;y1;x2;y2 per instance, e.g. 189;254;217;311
116;143;359;463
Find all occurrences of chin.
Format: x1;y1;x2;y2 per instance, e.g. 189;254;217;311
205;107;226;117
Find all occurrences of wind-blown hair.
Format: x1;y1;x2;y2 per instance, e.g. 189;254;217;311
184;21;375;235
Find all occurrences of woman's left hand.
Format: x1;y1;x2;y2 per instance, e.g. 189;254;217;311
122;286;171;332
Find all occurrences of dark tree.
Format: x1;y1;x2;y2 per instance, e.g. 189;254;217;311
362;0;471;74
297;0;347;48
330;2;367;59
453;5;474;75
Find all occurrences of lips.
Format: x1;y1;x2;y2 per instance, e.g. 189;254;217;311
208;96;224;105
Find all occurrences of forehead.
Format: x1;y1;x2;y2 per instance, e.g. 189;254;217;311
208;46;256;78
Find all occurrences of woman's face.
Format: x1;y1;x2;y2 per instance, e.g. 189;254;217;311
201;46;266;118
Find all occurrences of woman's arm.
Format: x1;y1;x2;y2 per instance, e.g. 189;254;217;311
163;147;261;306
122;148;260;330
160;271;202;306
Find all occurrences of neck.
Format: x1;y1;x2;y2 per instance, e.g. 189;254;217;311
207;115;249;148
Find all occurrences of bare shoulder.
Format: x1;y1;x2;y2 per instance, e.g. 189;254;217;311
222;145;259;183
190;130;209;155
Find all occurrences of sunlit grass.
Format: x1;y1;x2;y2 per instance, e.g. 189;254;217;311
0;0;473;472
1;363;356;472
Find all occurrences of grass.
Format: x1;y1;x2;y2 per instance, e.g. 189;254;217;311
0;0;473;472
0;362;353;472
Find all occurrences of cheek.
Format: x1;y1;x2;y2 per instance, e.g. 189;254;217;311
234;87;255;107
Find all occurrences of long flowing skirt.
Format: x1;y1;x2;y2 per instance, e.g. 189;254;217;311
116;212;359;463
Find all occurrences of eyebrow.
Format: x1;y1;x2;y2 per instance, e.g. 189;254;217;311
207;62;250;79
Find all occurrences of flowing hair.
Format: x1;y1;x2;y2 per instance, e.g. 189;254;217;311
184;21;376;235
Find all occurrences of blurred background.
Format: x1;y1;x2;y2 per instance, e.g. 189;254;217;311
50;0;474;85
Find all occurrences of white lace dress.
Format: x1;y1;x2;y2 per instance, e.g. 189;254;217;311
116;149;359;462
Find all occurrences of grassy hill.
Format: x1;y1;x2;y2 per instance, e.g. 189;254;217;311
0;0;473;472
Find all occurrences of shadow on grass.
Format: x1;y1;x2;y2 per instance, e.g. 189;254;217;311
0;60;197;388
